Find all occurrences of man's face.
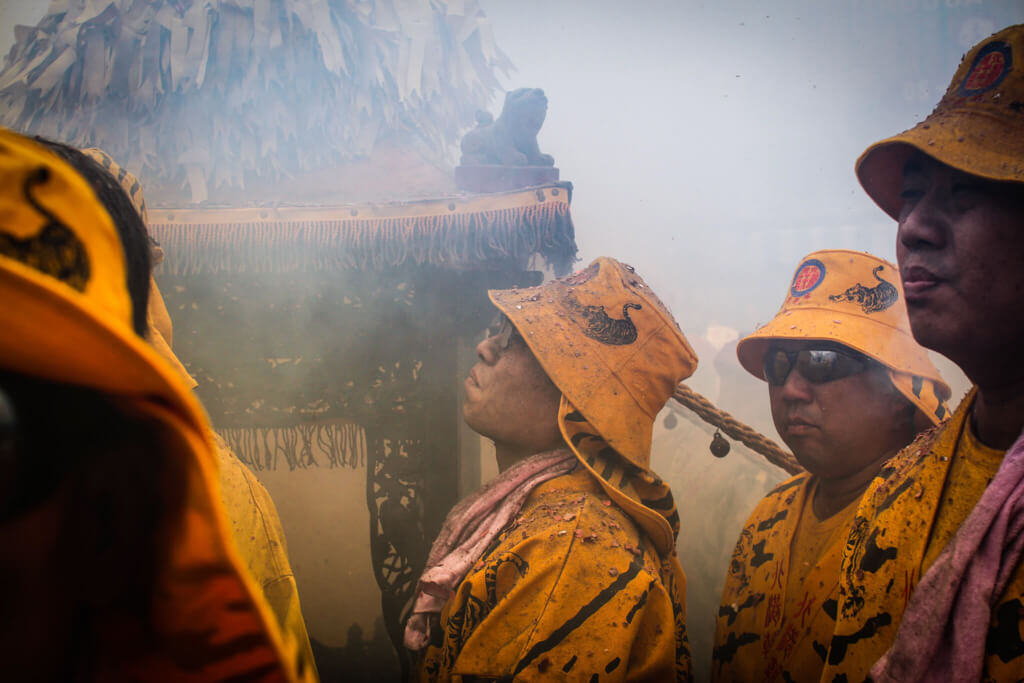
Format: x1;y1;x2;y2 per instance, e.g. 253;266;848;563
767;341;913;478
897;154;1024;383
463;316;562;451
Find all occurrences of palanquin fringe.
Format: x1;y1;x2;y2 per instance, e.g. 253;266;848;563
218;422;367;471
149;186;577;275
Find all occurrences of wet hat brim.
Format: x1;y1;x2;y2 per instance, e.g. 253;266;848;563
737;305;950;400
0;256;204;427
857;109;1024;220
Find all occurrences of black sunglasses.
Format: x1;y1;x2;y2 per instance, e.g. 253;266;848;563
763;346;872;386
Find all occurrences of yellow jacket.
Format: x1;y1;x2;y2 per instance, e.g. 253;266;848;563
712;473;853;682
823;390;1024;681
419;467;687;682
214;432;319;678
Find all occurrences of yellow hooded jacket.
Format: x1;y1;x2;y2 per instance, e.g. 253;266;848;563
418;258;698;682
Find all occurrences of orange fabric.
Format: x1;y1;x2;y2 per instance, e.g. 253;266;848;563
120;403;312;681
857;24;1024;219
786;486;859;604
0;131;131;328
148;277;174;346
146;277;198;389
0;128;308;681
737;249;950;425
462;257;696;681
558;397;682;558
215;433;318;677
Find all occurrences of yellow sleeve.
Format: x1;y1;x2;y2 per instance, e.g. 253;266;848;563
214;434;319;679
262;575;318;678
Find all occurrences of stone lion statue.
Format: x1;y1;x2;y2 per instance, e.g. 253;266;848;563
460;88;555;166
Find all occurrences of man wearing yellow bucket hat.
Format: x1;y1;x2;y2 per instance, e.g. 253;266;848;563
403;257;698;681
710;249;949;682
66;143;319;678
820;24;1024;682
0;129;311;681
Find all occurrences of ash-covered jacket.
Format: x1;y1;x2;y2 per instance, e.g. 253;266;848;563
822;391;1024;682
419;467;689;682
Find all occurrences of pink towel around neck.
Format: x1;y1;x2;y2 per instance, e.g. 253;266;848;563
402;447;578;651
871;427;1024;682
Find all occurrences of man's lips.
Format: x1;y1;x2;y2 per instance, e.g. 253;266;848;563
901;265;943;298
785;417;818;435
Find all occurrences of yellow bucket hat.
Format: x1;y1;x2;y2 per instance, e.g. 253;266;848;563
857;23;1024;219
0;129;306;680
737;249;951;425
489;256;698;470
489;257;698;554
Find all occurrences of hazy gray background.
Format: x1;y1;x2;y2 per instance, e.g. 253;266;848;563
3;2;1022;678
4;0;1018;395
478;0;1021;344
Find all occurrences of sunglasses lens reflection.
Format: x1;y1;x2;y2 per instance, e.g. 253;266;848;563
764;348;868;386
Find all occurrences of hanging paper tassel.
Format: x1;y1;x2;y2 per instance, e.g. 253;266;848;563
218;422;368;471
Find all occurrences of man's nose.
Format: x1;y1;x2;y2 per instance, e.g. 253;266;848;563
475;336;500;364
780;365;814;402
898;190;948;252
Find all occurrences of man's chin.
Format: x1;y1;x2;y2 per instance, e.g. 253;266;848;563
461;411;492;440
788;446;831;475
906;310;963;361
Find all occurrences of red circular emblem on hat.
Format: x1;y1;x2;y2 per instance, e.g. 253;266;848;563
960;41;1012;95
790;259;826;297
966;52;1005;90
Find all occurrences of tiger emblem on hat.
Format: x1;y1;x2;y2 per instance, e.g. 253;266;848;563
829;265;898;314
0;165;90;291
